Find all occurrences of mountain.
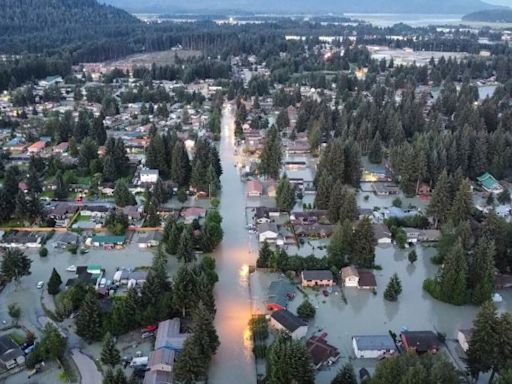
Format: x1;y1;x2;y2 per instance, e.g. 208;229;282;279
102;0;500;15
0;0;140;60
463;8;512;22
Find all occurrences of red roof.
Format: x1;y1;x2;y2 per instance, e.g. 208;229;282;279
247;180;263;194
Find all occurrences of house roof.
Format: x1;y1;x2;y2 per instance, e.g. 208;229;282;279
353;335;396;351
302;270;333;281
306;335;339;366
91;235;125;244
341;266;359;280
247;180;263;194
271;309;307;332
268;280;294;308
372;223;391;239
155;318;188;351
148;348;175;368
0;335;22;362
258;222;278;234
358;270;377;288
401;331;439;352
143;369;171;384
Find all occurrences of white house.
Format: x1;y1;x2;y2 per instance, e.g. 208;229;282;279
352;335;396;358
140;169;159;184
258;223;279;243
270;309;308;340
340;266;359;287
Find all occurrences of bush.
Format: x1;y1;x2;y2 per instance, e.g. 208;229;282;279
39;247;48;257
252;344;267;359
67;244;78;255
408;250;417;264
392;198;402;208
297;300;316;319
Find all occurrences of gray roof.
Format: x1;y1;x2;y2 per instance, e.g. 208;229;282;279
143;369;171;384
0;336;22;363
302;270;333;281
353;335;396;351
258;222;278;234
268;280;294;308
155;318;188;351
271;309;307;332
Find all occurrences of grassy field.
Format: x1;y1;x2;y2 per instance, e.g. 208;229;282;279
106;49;202;67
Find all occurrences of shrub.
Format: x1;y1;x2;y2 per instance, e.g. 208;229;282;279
422;278;442;300
297;300;316;319
39;247;48;257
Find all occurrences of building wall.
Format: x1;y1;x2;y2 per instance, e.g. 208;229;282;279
343;276;359;287
302;279;334;287
291;325;308;340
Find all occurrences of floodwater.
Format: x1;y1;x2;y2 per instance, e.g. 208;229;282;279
345;13;463;27
208;103;257;383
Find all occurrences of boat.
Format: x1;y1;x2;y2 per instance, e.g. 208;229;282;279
492;293;503;303
66;265;77;272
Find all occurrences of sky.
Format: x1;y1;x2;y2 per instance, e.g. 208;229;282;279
487;0;512;5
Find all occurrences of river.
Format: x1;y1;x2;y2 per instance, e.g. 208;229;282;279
208;102;257;383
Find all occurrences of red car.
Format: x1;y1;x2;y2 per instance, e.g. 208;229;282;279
142;325;157;333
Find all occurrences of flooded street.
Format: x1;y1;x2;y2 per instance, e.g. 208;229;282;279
208;103;257;383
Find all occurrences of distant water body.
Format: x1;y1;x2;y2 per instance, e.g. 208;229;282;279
345;13;463;27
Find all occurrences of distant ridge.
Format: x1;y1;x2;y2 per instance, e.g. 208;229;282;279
103;0;501;15
463;8;512;22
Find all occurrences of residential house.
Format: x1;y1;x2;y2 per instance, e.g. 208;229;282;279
340;267;377;290
400;331;439;354
80;205;110;219
180;207;206;224
402;227;421;244
140;169;159;184
0;231;43;248
294;224;334;238
246;180;263;197
90;235;125;247
306;335;340;369
373;223;392;244
27;140;46;154
457;329;473;352
0;335;25;370
266;182;277;198
352;335;396;358
266;280;295;311
340;266;360;287
290;210;328;225
53;142;69;154
373;183;400;196
144;318;188;384
137;232;163;248
113;269;148;286
270;309;308;340
477;172;504;194
301;270;334;287
361;165;392;182
258;223;279;243
48;203;79;227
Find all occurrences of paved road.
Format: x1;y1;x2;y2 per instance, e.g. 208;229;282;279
208;103;257;383
70;348;101;384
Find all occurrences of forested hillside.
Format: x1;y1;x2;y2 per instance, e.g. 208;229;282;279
0;0;140;61
463;9;512;22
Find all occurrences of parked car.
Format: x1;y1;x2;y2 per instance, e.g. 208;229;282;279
36;281;44;289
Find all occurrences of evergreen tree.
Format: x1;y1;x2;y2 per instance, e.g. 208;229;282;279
384;273;402;302
351;217;375;268
467;302;500;381
103;368;115;384
449;178;473;226
176;227;194;263
408;249;418;264
1;248;32;284
266;333;314;384
427;170;451;228
259;126;282;179
439;241;468;305
47;268;62;295
331;363;357;384
276;109;290;131
276;175;295;212
206;165;221;197
314;172;334;209
100;332;121;368
368;131;383;164
113;368;127;384
165;221;182;255
27;163;42;193
327;220;353;270
171;140;191;188
470;237;496;305
54;170;68;199
153;178;168;204
257;241;273;268
76;291;101;342
114;179;136;207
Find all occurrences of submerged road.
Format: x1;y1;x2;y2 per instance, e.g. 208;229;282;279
208;102;257;383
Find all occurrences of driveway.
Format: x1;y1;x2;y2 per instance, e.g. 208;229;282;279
70;348;101;384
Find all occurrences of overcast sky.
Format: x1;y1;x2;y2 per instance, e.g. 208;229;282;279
487;0;512;5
